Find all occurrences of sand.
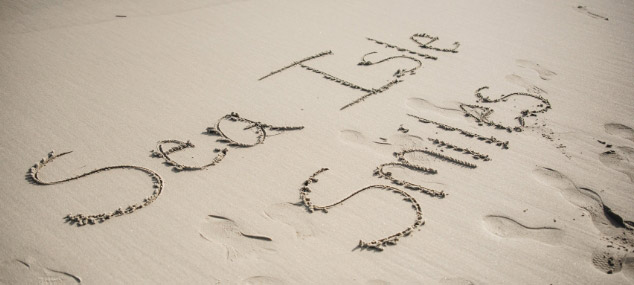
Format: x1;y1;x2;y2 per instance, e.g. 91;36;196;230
1;0;634;283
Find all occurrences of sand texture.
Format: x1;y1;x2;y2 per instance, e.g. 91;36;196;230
1;0;634;283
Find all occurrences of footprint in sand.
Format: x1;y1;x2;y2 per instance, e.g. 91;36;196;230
240;276;287;285
340;130;369;146
602;124;634;182
200;215;274;261
591;247;627;275
605;123;634;143
532;167;633;233
516;59;556;81
482;215;563;245
532;167;634;273
0;258;81;284
264;202;317;239
406;97;462;115
339;129;426;149
599;147;634;183
623;254;634;281
505;74;547;95
406;98;465;125
532;167;604;216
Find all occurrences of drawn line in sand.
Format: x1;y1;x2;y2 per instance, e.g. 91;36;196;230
358;51;422;77
375;147;482;198
374;162;444;198
27;151;163;226
460;86;551;133
339;79;403;110
576;5;609;21
398;124;410;133
0;259;82;284
410;33;460;53
152;113;303;171
483;215;563;245
407;113;509;149
260;33;459;110
296;50;423;108
46;268;82;283
366;37;437;60
300;63;373;92
258;50;333;81
298;61;403;110
206;112;304;147
151;140;228;171
299;168;424;251
427;138;491;161
417;149;478;168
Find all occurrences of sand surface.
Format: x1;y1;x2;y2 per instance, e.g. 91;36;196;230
1;0;634;283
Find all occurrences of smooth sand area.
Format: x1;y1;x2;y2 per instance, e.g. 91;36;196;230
1;0;633;283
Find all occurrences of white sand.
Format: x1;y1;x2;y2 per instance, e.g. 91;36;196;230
1;0;634;283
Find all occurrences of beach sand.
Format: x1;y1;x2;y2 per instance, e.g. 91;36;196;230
1;0;633;283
